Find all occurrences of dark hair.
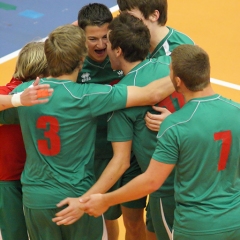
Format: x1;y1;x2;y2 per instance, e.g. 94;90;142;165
78;3;113;30
117;0;167;25
44;25;87;77
171;44;210;91
108;12;150;62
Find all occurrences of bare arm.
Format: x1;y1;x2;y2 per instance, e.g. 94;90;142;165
126;76;174;108
80;159;175;217
0;83;53;111
53;141;132;225
86;141;132;195
0;95;15;111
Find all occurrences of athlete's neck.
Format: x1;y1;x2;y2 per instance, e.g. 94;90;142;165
120;60;142;75
149;25;169;53
47;67;79;82
184;85;216;102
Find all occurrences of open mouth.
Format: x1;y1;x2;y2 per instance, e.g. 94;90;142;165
95;49;106;55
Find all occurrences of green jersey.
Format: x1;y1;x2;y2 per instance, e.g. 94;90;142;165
77;56;124;159
148;27;194;58
108;57;183;197
77;56;124;85
0;78;128;209
152;95;240;235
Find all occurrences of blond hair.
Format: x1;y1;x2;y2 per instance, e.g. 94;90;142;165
44;24;88;77
13;41;48;82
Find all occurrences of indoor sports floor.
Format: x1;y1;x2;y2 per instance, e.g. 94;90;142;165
0;0;240;239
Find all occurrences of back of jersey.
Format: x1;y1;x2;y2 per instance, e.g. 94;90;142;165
155;94;240;234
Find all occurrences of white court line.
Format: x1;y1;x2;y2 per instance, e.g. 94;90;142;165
109;5;119;13
210;78;240;90
0;5;239;91
0;37;47;64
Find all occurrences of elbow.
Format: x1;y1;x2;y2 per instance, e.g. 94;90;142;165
121;161;130;173
153;92;162;105
150;180;161;193
146;176;161;193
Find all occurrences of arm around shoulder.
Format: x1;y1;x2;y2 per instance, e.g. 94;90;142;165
126;76;174;108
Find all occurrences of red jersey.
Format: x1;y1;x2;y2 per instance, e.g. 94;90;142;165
0;78;26;180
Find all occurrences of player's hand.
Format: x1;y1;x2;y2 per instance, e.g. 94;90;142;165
79;194;109;217
20;77;53;106
52;198;84;225
33;76;41;86
145;106;172;132
72;20;78;26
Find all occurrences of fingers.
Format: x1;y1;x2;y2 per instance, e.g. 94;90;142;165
144;106;172;131
55;207;70;217
31;83;54;97
151;106;167;114
29;99;49;105
145;122;160;132
56;199;69;208
152;106;172;117
20;85;53;106
52;197;86;226
33;77;40;86
79;196;90;203
52;216;79;225
144;112;161;132
37;89;51;99
35;85;53;99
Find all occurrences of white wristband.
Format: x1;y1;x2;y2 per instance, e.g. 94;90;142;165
11;92;23;107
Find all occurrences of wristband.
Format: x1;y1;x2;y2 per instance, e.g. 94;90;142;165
11;92;23;107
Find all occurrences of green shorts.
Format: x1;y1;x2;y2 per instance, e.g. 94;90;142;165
24;206;107;240
0;181;28;240
94;155;146;220
94;157;122;220
120;155;146;209
146;195;175;240
173;228;240;240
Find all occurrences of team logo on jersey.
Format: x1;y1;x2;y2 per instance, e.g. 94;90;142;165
81;73;91;82
116;70;124;76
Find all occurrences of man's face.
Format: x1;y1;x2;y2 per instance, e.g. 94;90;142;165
106;31;121;70
85;23;109;62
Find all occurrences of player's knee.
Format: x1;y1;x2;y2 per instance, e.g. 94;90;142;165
123;213;145;231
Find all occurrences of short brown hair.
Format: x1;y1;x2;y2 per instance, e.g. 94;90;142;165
44;24;87;77
13;42;48;82
117;0;167;25
108;12;150;62
171;45;210;91
78;3;113;30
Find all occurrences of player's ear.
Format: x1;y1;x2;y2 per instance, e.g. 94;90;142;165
175;77;181;87
149;10;159;22
115;46;122;57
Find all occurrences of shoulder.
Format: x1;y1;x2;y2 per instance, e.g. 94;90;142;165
11;81;34;94
153;55;171;65
0;86;10;94
167;27;195;44
218;96;240;109
157;103;196;138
